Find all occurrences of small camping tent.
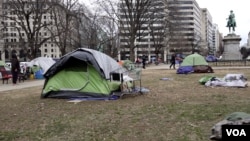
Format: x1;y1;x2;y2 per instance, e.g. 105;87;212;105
28;57;56;74
177;53;213;74
206;55;218;62
41;48;125;99
180;53;208;66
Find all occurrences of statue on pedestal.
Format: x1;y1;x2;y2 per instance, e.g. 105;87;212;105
226;10;236;33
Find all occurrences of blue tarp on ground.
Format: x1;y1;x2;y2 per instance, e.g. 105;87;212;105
206;55;217;62
69;95;120;101
176;66;194;74
67;87;150;101
35;69;44;79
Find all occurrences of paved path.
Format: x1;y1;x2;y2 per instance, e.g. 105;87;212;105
0;64;249;92
145;63;250;70
0;79;44;92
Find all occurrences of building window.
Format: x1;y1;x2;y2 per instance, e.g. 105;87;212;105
51;49;54;52
45;49;47;52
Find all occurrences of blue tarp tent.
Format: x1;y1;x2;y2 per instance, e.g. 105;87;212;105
206;55;217;62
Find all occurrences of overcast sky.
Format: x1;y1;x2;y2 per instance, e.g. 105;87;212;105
197;0;250;45
81;0;250;45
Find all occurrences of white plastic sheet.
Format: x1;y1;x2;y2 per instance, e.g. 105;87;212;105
28;57;55;74
205;74;248;88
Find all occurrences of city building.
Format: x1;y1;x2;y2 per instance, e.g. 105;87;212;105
118;0;221;62
118;0;166;62
1;0;222;62
212;24;221;55
0;0;62;62
167;0;203;54
201;8;213;55
0;0;108;62
0;0;4;61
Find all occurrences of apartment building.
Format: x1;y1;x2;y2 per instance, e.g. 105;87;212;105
167;0;203;54
118;0;222;62
212;24;221;55
118;0;166;62
0;0;4;61
201;8;213;55
1;0;63;62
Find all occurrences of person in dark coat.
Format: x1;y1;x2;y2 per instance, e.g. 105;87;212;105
142;55;146;69
169;54;176;69
11;54;20;85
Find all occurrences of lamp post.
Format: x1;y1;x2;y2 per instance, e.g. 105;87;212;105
134;36;140;62
148;27;151;62
0;22;6;61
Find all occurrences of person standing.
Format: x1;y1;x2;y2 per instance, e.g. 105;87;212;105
142;55;146;69
169;54;176;69
11;54;20;85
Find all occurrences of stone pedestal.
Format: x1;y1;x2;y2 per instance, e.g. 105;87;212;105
222;34;242;60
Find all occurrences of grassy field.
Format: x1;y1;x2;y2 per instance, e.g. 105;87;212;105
1;68;250;141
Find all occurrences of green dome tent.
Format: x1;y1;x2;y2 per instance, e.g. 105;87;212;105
177;53;213;74
41;48;126;99
181;53;208;66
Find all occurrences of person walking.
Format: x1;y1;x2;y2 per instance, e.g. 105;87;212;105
11;54;20;85
169;54;176;69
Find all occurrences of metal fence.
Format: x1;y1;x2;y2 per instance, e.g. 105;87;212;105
208;60;250;66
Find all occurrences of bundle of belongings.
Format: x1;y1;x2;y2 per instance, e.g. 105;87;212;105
199;74;248;88
193;65;214;73
210;112;250;140
120;60;142;92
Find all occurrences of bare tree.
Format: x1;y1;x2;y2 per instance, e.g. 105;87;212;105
79;0;120;60
191;32;203;54
165;0;205;57
239;46;250;59
165;0;189;55
97;16;119;58
70;5;118;59
148;0;169;62
217;33;224;55
1;0;55;59
50;0;81;56
149;24;165;61
96;0;157;61
78;11;102;50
